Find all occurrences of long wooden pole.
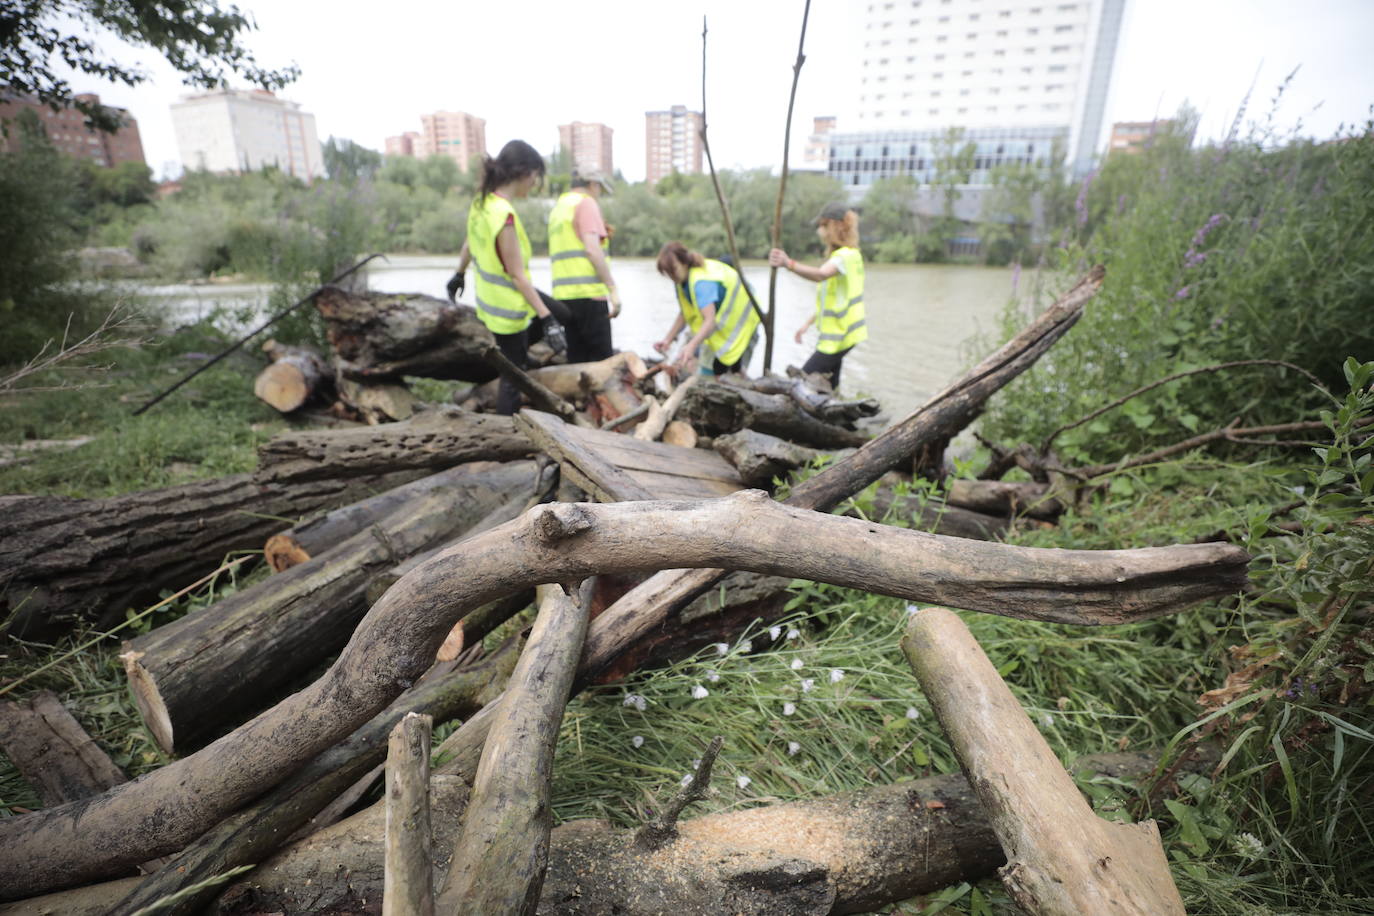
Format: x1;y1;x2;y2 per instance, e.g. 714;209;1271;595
699;18;768;336
765;0;813;374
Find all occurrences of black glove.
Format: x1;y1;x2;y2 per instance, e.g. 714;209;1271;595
541;315;568;355
446;270;466;302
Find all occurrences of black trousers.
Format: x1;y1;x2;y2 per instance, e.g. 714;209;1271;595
558;297;614;364
801;345;854;390
491;292;571;416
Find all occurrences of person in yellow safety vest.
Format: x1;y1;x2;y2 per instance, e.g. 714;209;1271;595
768;202;867;390
447;140;572;415
653;241;760;377
547;170;621;363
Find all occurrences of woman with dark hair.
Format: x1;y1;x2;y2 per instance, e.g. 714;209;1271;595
653;241;759;377
446;139;570;415
768;202;867;390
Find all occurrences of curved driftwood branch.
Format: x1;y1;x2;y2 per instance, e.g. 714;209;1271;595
0;492;1247;899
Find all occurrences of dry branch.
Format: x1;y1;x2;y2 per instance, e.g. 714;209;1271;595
0;493;1246;899
482;343;591;427
681;380;869;449
903;608;1186;915
384;712;434;916
634;375;697;442
436;584;592;914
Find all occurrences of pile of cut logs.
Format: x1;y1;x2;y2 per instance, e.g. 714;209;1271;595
0;267;1250;914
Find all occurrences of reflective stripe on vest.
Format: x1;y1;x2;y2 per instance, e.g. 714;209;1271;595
674;259;760;367
467;194;535;334
548;191;609;300
815;246;867;355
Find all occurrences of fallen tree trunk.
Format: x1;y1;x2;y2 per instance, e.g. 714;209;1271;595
903;608;1185;915
0;492;1248;900
384;713;434;916
946;478;1063;521
680;380;869;449
254;405;533;485
0;471;417;641
314;286;497;383
529;351;647;422
253;340;331;414
263;465;511;573
0;691;125;806
122;460;541;755
103;643;516;916
437;584;590;913
333;373;417;425
713;428;839;488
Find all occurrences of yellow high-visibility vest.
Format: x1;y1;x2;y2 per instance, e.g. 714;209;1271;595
815;246;867;354
548;190;609;300
674;258;759;367
467;194;534;334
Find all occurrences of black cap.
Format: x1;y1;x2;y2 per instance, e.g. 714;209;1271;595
816;201;850;223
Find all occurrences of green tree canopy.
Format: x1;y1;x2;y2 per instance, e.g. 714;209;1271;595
1;0;298;131
322;137;381;185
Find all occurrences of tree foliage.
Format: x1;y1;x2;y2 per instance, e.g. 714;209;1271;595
1;0;298;131
321;137;381;185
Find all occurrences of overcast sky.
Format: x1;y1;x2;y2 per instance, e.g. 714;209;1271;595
66;0;1374;181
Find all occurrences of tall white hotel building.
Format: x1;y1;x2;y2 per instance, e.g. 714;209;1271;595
828;0;1126;190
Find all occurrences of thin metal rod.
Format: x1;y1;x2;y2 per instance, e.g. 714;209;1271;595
699;18;769;338
131;253;387;416
765;0;813;374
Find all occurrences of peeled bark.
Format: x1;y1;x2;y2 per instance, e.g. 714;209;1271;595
122;460;541;754
634;375;697;442
254;340;331;413
0;471;416;641
681;380;869;449
254;405;533;485
437;585;590;913
0;691;125;806
903;608;1186;916
103;645;515;916
384;713;434;916
314;286;497;383
0;494;1247;900
263;466;503;573
529;351;647;422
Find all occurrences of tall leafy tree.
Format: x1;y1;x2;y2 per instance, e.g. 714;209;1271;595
322;137;381;185
1;0;298;131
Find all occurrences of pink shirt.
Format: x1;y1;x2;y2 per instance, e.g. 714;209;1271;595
572;195;609;299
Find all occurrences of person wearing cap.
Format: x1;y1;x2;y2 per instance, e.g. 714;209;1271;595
653;241;760;377
546;170;622;363
768;202;867;390
448;139;572;415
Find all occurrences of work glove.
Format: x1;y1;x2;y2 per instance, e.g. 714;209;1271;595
445;270;466;302
541;315;568;355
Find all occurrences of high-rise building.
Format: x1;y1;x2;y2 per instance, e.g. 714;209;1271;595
828;0;1126;188
645;105;703;185
804;116;838;165
385;131;421;157
558;121;614;176
170;88;322;179
0;92;146;167
1108;119;1185;156
419;110;486;171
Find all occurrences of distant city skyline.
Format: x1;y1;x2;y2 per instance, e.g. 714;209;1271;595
39;0;1374;183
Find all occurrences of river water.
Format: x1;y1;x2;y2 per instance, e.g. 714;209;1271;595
141;255;1028;421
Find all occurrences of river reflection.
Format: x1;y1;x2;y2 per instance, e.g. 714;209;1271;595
363;255;1024;421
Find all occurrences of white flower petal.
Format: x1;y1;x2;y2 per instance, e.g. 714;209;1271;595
680;774;694;787
790;658;804;670
829;668;845;683
714;642;729;656
624;693;647;712
787;628;801;640
632;735;644;748
691;685;709;699
801;678;815;692
783;701;796;716
787;741;802;756
740;640;752;653
706;669;720;682
906;706;920;720
905;603;920;616
1041;714;1054;727
736;775;751;789
769;626;781;640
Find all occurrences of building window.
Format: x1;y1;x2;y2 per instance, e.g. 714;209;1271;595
1055;24;1073;31
1048;64;1067;72
1051;44;1070;52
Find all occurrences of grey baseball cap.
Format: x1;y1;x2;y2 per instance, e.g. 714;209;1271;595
575;170;615;194
816;201;850;223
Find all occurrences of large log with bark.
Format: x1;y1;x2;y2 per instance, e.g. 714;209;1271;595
680;380;869;449
314;286;497;383
528;351;648;422
253;340;331;414
103;644;516;916
121;460;541;755
254;405;533;485
0;691;125;806
0;492;1248;901
904;608;1186;915
0;471;417;641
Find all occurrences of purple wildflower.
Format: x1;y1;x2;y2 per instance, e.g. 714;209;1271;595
1190;213;1226;249
1116;193;1128;214
1174;286;1191;300
1184;250;1208;269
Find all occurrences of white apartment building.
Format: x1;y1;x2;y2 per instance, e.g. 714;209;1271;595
829;0;1125;187
171;89;323;179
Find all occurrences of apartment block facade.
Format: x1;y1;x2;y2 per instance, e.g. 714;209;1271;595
418;111;486;171
0;92;146;167
558;121;614;176
828;0;1126;188
170;89;322;179
645;105;703;185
